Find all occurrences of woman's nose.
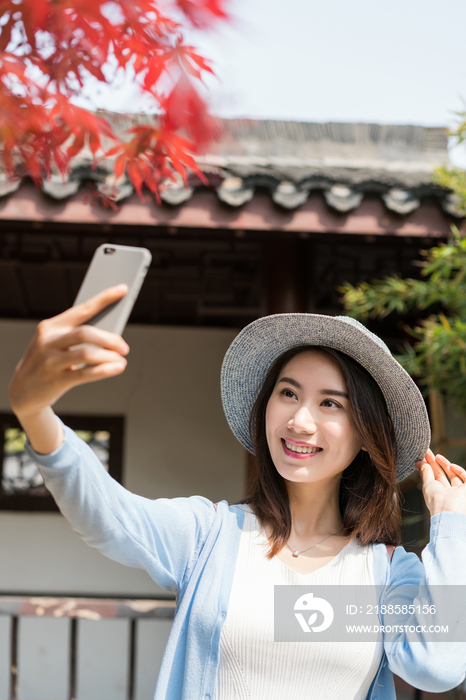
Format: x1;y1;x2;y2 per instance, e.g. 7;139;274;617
287;406;317;433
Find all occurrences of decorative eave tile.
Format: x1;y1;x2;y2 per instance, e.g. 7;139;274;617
216;177;254;206
42;175;80;199
272;181;309;209
324;184;364;212
382;188;420;214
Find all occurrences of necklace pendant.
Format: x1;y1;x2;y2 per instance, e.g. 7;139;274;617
292;550;299;557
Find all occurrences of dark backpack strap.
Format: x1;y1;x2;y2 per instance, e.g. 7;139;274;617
386;544;395;561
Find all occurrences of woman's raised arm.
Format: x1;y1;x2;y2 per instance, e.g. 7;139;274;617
8;284;130;454
8;285;217;593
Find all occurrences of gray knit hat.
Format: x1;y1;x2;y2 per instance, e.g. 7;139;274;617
221;314;430;482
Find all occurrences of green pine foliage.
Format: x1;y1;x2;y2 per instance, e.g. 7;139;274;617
340;227;466;413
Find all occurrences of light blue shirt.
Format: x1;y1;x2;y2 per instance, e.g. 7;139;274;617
26;421;466;700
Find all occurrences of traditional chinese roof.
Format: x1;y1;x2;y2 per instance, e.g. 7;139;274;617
1;114;460;217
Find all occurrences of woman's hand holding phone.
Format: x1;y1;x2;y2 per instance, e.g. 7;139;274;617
8;285;130;455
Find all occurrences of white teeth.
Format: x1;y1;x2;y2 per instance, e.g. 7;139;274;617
284;441;321;454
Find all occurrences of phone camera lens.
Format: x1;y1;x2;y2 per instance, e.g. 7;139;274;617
104;247;116;255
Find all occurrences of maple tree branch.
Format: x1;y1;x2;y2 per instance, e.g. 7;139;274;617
0;0;228;197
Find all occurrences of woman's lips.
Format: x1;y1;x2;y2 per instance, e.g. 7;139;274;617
281;439;322;459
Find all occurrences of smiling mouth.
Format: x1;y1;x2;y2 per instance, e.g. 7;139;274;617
283;440;322;455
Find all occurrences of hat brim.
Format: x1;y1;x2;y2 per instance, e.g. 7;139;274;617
220;314;430;482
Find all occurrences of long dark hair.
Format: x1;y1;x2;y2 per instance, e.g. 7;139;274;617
241;345;402;556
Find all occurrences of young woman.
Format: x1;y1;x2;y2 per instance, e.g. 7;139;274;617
9;285;466;700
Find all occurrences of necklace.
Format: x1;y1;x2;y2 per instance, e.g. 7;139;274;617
286;525;344;557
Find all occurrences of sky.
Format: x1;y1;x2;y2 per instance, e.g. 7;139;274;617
80;0;466;165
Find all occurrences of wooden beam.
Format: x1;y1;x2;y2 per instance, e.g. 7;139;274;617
0;182;454;236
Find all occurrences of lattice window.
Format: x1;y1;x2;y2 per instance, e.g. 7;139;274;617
0;414;123;511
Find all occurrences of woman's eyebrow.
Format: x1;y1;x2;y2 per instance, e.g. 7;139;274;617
277;376;302;389
320;389;349;399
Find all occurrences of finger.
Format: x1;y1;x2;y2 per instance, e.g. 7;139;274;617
51;326;129;354
59;346;129;371
430;453;457;486
48;285;128;328
436;455;466;486
450;463;466;484
424;451;450;487
416;458;436;487
437;455;466;486
64;359;127;386
424;450;437;469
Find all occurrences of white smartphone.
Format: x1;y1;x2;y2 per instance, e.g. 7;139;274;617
73;243;152;335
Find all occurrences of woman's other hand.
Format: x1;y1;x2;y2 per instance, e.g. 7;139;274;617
416;449;466;516
8;284;130;454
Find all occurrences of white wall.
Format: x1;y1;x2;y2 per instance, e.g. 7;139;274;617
0;320;244;596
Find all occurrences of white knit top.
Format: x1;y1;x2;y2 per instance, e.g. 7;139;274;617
214;505;383;700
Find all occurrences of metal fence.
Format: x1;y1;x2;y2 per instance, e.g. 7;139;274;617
0;595;175;700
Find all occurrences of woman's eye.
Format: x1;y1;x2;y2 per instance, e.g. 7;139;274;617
322;398;341;408
280;388;296;399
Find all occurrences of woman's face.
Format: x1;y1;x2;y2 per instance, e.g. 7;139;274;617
265;350;364;486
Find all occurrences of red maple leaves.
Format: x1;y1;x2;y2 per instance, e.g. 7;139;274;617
0;0;228;200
